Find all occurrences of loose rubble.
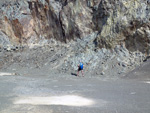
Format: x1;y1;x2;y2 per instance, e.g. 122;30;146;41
0;33;147;78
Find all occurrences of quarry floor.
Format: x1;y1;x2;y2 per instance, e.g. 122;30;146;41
0;60;150;113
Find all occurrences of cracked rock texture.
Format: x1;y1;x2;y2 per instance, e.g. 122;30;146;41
0;0;100;45
93;0;150;53
0;0;149;77
0;0;149;52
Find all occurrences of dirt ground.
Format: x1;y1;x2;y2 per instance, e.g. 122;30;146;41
0;43;150;113
0;63;150;113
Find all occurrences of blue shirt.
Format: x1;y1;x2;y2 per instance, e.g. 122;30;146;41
80;62;83;69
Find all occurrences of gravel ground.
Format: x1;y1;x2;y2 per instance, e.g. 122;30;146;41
0;47;150;113
0;68;150;113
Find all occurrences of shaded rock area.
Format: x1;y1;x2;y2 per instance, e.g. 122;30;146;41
0;0;149;78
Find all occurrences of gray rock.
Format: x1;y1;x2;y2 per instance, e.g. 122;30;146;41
122;62;127;67
101;71;105;75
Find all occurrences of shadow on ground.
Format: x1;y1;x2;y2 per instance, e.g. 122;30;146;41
71;73;77;76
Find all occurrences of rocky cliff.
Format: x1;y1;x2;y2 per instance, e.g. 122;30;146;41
94;0;150;53
0;0;97;45
0;0;149;77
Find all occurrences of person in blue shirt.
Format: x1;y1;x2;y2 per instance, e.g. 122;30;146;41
77;61;84;77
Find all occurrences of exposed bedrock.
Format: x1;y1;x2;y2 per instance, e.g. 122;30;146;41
0;0;149;53
0;0;100;45
0;0;149;76
93;0;150;55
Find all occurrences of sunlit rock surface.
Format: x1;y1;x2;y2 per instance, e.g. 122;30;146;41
0;0;149;77
0;0;149;52
93;0;150;54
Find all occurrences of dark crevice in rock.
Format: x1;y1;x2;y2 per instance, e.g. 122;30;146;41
92;0;110;31
27;1;65;42
28;1;33;10
59;12;66;42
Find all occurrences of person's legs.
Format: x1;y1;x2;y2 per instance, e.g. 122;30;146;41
77;67;80;76
81;70;84;77
77;71;79;76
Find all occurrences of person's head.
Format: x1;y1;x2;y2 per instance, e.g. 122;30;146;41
79;60;82;63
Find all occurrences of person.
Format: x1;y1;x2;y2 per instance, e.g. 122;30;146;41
77;61;84;77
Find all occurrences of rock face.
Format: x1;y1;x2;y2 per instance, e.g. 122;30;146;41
0;0;65;46
0;0;149;51
0;0;149;52
0;0;98;45
60;0;94;41
93;0;150;54
0;0;149;77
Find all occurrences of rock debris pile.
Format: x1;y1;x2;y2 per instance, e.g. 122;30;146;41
0;0;149;77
